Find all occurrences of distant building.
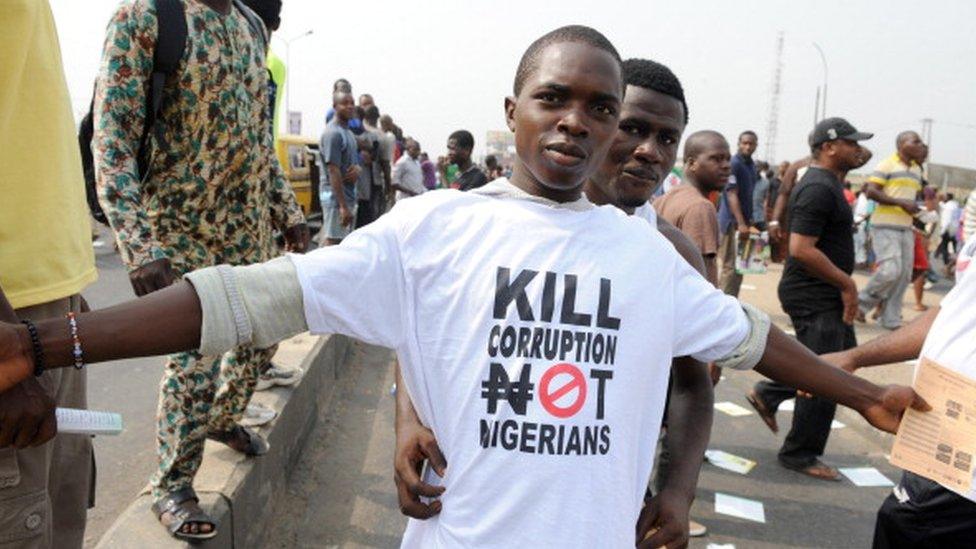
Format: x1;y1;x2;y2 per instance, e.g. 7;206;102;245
485;130;516;169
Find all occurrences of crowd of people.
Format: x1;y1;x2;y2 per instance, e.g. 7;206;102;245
0;1;973;548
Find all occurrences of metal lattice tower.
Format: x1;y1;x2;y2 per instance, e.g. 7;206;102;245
764;32;784;163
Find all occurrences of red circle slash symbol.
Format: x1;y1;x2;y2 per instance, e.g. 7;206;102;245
539;363;587;418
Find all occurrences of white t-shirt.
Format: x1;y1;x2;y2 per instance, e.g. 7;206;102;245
393;155;426;202
917;269;976;502
291;184;749;548
956;237;975;282
634;201;657;226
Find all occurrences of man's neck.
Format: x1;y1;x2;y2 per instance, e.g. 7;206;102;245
509;163;582;203
456;158;473;172
684;175;711;199
199;0;232;14
897;151;915;167
336;117;349;128
583;179;636;214
810;161;845;182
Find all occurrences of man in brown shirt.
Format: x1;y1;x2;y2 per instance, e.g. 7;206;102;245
654;130;731;286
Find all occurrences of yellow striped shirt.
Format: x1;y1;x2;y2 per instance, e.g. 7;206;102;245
868;153;922;227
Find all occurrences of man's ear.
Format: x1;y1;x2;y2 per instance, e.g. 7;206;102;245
504;96;517;133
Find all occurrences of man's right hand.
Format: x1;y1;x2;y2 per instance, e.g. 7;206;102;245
737;224;757;241
841;278;860;325
394;421;447;519
768;222;783;242
0;377;56;449
129;258;178;297
339;205;354;227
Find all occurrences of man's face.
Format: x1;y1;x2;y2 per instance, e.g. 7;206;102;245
380;115;394;132
334;93;356;122
738;133;758;158
505;42;622;195
687;139;732;192
446;138;470;165
899;132;926;164
825;139;864;171
591;86;685;209
359;94;374;108
407;141;421;159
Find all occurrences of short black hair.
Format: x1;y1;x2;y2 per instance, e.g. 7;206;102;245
363;105;380;124
739;130;758;141
485;155;498;168
513;25;622;96
621;58;688;124
449;130;475;151
333;78;351;92
240;0;282;32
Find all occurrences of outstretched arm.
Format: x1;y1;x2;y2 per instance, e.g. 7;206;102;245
755;325;929;433
3;282;203;387
824;307;938;372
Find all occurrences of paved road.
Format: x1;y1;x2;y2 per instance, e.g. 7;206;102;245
267;263;953;548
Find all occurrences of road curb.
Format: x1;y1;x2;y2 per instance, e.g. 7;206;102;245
95;333;353;548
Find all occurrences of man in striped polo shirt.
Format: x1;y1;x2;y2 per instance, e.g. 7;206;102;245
857;131;927;329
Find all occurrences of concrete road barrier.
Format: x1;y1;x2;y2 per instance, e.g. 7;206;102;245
96;333;352;548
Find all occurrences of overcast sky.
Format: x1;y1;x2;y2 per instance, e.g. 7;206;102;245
52;0;976;169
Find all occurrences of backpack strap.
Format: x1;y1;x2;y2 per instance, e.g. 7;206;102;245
138;0;187;180
232;0;268;51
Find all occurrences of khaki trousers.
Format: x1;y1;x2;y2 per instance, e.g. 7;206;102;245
0;296;93;549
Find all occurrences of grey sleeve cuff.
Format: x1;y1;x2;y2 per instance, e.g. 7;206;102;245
185;256;308;356
714;302;771;371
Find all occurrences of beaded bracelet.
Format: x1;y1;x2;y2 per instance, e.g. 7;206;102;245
19;320;45;377
66;312;84;370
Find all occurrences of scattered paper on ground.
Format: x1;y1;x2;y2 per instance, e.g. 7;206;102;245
839;467;895;487
707;544;736;549
715;401;753;417
714;493;766;523
890;357;976;494
780;399;795;411
831;420;846;429
784;329;796;335
740;284;757;290
705;450;757;475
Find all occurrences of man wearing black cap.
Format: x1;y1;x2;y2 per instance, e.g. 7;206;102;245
747;117;873;480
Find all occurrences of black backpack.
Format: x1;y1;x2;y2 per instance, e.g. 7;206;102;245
78;0;266;226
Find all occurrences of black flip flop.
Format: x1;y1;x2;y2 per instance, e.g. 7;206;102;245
207;425;270;456
152;487;218;541
745;391;779;434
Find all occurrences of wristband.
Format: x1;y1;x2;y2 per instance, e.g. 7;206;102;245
66;312;84;370
19;320;45;377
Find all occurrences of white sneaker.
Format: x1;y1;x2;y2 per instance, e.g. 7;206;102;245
240;402;277;427
256;364;303;391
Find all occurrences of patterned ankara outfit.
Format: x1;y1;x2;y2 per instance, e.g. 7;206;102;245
92;0;304;502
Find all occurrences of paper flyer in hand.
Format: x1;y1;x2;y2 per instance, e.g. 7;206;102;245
56;408;123;436
890;358;976;495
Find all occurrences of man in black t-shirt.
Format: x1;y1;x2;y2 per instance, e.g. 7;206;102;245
439;129;489;191
747;118;874;481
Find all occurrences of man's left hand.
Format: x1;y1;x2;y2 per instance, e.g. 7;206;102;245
283;223;311;253
636;489;691;549
860;385;930;434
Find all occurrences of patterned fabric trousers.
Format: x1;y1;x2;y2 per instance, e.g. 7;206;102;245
150;344;277;501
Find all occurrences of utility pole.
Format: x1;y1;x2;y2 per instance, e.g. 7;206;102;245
813;42;828;120
814;86;821;127
764;31;784;163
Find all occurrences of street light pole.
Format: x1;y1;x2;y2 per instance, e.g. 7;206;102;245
813;42;828;121
283;29;313;132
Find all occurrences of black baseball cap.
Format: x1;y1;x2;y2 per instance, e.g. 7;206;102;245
809;117;873;147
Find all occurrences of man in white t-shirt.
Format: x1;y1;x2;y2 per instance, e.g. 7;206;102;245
392;138;426;201
0;25;926;549
394;56;716;547
825;256;976;547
